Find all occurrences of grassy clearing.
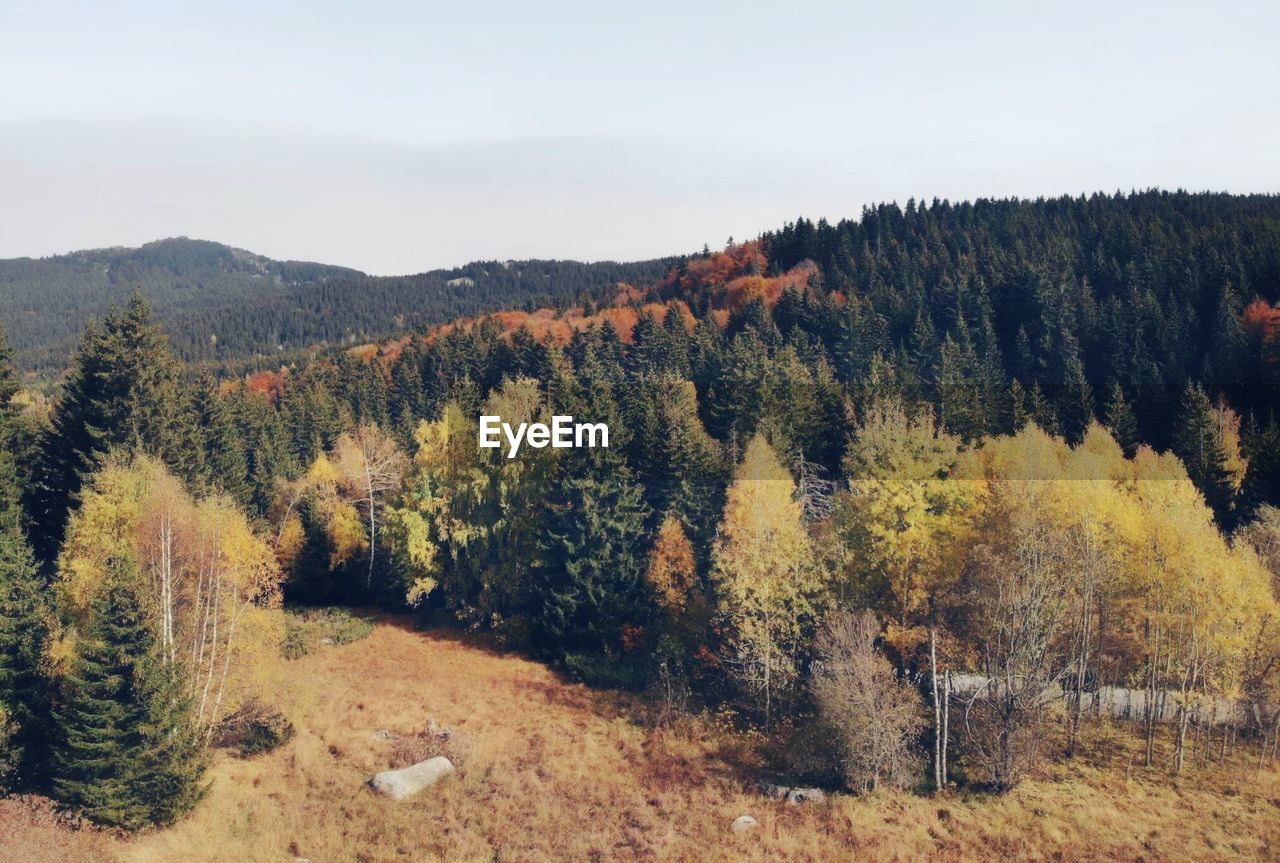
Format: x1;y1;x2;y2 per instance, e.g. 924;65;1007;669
0;795;115;863
281;606;376;659
9;616;1276;862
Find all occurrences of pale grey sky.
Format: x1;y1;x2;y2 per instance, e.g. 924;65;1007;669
1;0;1277;274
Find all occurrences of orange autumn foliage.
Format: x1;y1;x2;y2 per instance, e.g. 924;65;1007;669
612;282;648;306
245;369;288;402
655;241;819;312
662;241;769;296
348;241;831;377
423;299;697;350
1243;298;1280;344
722;261;818;311
373;336;412;366
347;343;381;363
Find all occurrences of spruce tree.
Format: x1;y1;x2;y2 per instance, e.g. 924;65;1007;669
1057;355;1095;445
0;324;40;509
1103;381;1140;457
390;345;427;428
1206;282;1246;390
936;333;984;443
0;322;22;451
54;568;205;829
624;375;725;552
1171;382;1236;526
31;293;196;559
192;368;252;508
0;499;49;786
1006;379;1030;434
1239;413;1280;521
1027;382;1061;437
660;304;693;378
532;464;652;673
625;311;665;379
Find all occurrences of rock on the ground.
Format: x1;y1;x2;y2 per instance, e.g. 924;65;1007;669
369;755;455;800
731;814;759;834
757;781;789;799
756;780;825;805
784;787;825;805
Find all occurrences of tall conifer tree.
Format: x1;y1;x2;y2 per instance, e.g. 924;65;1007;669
1103;381;1140;458
54;567;205;828
192;368;252;508
1172;382;1236;526
31;293;196;559
0;454;48;786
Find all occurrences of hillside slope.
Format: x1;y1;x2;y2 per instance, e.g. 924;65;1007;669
4;618;1264;863
0;238;675;377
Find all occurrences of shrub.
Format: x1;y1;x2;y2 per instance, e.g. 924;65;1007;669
386;721;472;770
282;607;374;659
212;699;296;757
957;678;1058;792
812;610;925;792
562;652;648;690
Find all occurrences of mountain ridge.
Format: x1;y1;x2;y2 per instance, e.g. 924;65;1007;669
0;237;676;379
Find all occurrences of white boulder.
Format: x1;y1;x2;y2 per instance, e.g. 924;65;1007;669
731;815;759;834
785;787;825;805
369;756;455;800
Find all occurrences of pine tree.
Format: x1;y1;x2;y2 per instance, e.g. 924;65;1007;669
53;567;205;829
1103;381;1140;458
1240;412;1280;520
1027;382;1061;437
0;499;49;786
1054;354;1094;445
1006;379;1030;433
192;368;252;508
1206;282;1246;390
390;344;428;428
1171;382;1236;526
531;465;652;671
0;322;21;440
31;293;196;559
936;333;985;443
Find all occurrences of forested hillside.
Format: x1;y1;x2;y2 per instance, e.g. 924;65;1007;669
0;238;675;377
1;190;1279;848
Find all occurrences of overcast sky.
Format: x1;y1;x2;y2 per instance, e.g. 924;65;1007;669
1;0;1277;274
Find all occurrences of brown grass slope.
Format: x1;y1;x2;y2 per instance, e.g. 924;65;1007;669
8;617;1277;862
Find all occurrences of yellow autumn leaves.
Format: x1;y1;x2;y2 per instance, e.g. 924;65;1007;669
707;401;1278;744
53;454;283;735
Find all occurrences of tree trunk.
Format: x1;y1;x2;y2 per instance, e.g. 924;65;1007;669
1093;588;1107;720
930;627;942;792
365;461;377;588
1069;592;1091;756
1144;623;1160;766
206;612;239;740
942;669;951;788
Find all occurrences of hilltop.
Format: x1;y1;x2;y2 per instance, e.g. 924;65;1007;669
0;237;675;378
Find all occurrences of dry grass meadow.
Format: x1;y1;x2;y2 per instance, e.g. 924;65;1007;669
4;615;1278;862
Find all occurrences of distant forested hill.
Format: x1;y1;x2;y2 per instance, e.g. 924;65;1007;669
0;237;676;377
